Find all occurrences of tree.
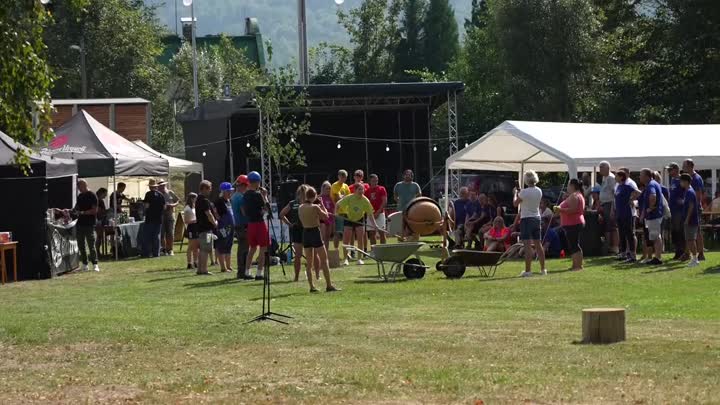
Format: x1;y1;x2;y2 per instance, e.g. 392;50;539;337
423;0;460;74
393;0;427;81
0;0;54;169
309;42;354;84
338;0;404;83
464;0;489;32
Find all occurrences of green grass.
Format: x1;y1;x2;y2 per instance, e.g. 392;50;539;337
1;245;719;404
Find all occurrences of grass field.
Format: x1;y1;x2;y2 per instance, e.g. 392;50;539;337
1;245;719;404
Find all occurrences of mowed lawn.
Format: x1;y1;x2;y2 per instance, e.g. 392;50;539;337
1;245;719;404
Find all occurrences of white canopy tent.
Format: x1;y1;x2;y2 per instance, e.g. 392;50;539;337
445;120;720;207
133;140;204;177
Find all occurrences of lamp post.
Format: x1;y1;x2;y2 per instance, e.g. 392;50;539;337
297;0;344;85
69;36;87;98
183;0;199;108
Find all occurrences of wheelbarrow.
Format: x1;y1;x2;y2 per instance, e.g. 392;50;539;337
344;242;427;281
436;248;513;279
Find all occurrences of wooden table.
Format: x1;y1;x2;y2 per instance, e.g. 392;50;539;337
0;241;18;284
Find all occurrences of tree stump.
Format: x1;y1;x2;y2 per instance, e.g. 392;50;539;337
327;249;341;269
582;308;626;344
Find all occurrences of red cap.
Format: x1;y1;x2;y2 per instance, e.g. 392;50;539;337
235;174;249;186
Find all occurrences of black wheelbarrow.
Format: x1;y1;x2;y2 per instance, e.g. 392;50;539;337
436;248;513;279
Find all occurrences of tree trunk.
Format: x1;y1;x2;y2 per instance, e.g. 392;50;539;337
582;308;626;344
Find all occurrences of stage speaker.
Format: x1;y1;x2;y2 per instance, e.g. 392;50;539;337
277;180;300;209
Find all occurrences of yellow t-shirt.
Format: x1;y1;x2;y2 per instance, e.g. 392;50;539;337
330;181;350;203
336;194;374;222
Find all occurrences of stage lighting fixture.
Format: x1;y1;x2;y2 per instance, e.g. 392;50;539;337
183;0;192;6
433;145;437;152
246;141;250;148
465;142;469;148
385;145;390;152
335;0;344;4
337;142;342;149
202;151;207;157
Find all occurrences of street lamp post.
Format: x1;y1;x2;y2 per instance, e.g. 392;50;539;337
69;36;87;98
297;0;344;85
183;0;200;108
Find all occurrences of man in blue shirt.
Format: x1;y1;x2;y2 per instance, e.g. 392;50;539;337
639;169;665;265
683;159;706;260
666;163;686;260
451;187;469;248
680;174;701;267
231;174;250;279
614;170;640;262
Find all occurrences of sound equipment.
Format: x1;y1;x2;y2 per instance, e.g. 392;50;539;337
277;180;300;209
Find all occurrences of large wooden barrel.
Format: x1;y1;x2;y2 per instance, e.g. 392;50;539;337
403;197;443;236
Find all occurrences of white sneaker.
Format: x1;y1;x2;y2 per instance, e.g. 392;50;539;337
358;259;364;265
520;271;532;278
168;251;174;257
343;259;349;266
81;264;88;272
93;264;100;272
688;259;699;268
540;269;548;276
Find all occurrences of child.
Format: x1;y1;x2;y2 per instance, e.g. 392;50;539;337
320;181;336;251
298;186;340;293
183;193;199;269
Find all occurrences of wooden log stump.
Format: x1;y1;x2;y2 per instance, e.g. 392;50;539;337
327;249;341;269
582;308;626;344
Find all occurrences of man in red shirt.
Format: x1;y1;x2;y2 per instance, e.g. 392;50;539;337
349;169;370;193
366;174;388;245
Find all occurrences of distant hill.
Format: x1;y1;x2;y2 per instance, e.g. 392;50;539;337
145;0;471;66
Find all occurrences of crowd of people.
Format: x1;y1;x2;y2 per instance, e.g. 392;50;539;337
447;158;710;276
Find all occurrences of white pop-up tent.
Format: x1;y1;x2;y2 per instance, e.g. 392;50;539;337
133;140;204;177
445;120;720;203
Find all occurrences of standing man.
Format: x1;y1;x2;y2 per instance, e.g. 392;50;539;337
72;179;100;272
667;163;686;260
393;169;422;212
331;169;351;240
366;174;388;245
142;179;166;258
683;159;706;260
243;171;270;280
349;169;370;192
598;161;619;256
195;180;217;275
680;174;701;267
158;180;179;256
232;174;250;279
639;168;665;265
109;182;128;216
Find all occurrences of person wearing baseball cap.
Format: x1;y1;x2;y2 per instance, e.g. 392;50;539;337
682;159;706;260
213;182;236;272
142;178;166;258
243;171;270;280
680;173;701;267
231;174;252;279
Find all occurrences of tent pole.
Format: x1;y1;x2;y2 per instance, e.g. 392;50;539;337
427;106;433;192
444;165;450;215
113;175;118;261
519;163;524;188
591;166;597;188
712;169;717;199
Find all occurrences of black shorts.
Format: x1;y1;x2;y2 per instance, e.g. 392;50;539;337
290;225;304;244
563;224;584;255
302;227;324;248
342;217;364;230
187;223;199;240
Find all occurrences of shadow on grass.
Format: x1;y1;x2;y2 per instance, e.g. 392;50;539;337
148;274;196;282
642;263;687;274
701;267;720;275
248;293;298;301
352;277;409;284
145;268;188;274
184;278;244;288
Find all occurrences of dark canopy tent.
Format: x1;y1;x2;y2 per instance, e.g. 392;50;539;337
0;131;78;280
39;110;169;177
179;82;463;200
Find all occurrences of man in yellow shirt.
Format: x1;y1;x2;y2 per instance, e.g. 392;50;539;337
336;183;379;266
331;169;351;240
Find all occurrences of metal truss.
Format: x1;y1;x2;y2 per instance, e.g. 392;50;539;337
447;90;460;198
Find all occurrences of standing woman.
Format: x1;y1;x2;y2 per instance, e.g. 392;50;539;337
319;181;336;251
280;184;308;282
298;186;341;293
556;179;586;271
514;170;547;277
183;193;199;269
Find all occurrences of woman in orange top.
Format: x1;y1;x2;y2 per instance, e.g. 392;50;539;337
484;216;511;252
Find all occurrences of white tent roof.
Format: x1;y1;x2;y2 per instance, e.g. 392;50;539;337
447;120;720;174
133;140;203;174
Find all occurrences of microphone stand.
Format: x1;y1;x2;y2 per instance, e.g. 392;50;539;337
246;201;292;325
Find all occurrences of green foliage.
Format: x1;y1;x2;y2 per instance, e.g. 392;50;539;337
464;0;489;32
0;1;54;170
309;42;354;84
423;0;460;75
394;0;427;82
338;0;404;83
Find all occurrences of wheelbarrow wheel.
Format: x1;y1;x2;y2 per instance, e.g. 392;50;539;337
440;256;466;279
403;258;426;279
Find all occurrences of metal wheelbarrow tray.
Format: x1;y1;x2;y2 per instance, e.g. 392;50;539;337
437;248;511;279
348;242;427;281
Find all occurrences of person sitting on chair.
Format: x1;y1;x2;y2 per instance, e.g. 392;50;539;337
450;187;470;248
484;216;511;252
465;193;494;248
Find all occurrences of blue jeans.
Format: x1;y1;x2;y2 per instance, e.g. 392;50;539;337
142;222;162;258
